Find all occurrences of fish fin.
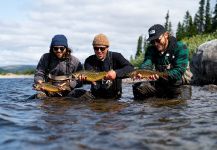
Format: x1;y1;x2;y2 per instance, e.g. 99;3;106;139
57;93;62;96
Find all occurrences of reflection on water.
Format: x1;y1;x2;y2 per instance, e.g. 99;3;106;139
0;78;217;150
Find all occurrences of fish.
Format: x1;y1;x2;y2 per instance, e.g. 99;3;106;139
33;83;64;96
72;70;107;82
128;69;168;80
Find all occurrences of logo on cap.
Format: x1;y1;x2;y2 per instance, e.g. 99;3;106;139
149;30;155;35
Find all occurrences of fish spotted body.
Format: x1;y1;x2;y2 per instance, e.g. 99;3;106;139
129;69;168;80
72;70;107;82
33;83;63;95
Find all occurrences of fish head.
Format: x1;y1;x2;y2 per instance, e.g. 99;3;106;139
33;84;42;90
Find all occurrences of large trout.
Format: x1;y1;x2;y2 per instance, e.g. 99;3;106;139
33;82;68;96
128;69;168;80
72;70;107;82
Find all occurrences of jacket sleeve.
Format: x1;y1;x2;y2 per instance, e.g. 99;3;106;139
34;54;49;83
140;46;154;70
113;53;134;78
168;43;189;81
73;62;83;88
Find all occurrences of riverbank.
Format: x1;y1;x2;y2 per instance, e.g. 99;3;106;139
0;73;33;78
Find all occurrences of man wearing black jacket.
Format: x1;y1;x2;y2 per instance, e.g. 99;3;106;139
84;33;134;99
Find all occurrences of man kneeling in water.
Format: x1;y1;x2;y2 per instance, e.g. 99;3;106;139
133;24;192;100
33;34;90;99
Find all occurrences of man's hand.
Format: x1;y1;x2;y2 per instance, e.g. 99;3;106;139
37;80;43;84
105;70;116;80
148;74;159;80
78;74;96;85
133;73;142;80
132;73;159;81
57;83;67;90
78;74;87;82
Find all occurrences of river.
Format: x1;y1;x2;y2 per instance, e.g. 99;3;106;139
0;78;216;150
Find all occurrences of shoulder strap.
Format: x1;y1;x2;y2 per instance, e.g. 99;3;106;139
108;51;113;70
46;53;51;74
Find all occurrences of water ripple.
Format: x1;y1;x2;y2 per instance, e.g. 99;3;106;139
0;79;217;150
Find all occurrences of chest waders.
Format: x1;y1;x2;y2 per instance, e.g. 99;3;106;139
45;54;72;96
93;52;122;99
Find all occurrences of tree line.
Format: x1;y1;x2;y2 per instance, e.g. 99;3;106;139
176;0;217;40
131;0;217;67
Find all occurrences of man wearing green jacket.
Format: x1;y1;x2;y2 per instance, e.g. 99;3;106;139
133;24;191;99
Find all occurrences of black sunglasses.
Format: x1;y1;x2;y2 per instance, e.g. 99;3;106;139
94;47;107;52
53;47;66;52
150;34;164;45
150;38;161;44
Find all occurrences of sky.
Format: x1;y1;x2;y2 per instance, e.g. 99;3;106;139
0;0;216;66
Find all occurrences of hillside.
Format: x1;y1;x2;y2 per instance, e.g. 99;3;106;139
0;65;36;74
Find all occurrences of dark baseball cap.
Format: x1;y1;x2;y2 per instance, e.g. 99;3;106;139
147;24;166;41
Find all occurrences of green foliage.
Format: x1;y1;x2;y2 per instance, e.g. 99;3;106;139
176;22;185;40
176;0;216;40
164;10;173;34
204;0;212;33
135;35;143;59
197;0;205;33
131;35;150;68
132;31;217;67
0;69;35;75
16;69;35;75
132;0;217;67
212;2;217;31
182;30;217;59
130;52;144;68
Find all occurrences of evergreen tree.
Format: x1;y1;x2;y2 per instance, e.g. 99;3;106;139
188;15;197;36
135;35;143;59
183;11;197;37
212;1;217;31
143;35;148;53
165;10;170;31
183;11;191;37
130;55;133;62
169;22;173;35
176;22;185;40
197;0;205;33
164;10;173;34
204;0;212;33
194;13;200;33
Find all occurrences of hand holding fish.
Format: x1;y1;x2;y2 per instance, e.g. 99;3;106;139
105;70;116;80
129;69;168;81
33;82;66;96
147;74;159;80
77;74;96;85
72;70;107;84
33;80;45;91
57;83;68;90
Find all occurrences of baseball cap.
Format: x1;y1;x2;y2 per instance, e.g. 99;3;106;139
147;24;166;41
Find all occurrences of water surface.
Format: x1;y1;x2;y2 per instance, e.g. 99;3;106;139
0;78;217;150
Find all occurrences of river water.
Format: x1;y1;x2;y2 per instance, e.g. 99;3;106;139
0;78;216;150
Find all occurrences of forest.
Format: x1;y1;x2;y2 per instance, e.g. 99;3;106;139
131;0;217;67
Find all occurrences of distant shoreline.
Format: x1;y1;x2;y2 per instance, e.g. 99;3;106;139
0;73;33;78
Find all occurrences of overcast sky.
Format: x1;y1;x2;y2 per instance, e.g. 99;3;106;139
0;0;216;66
